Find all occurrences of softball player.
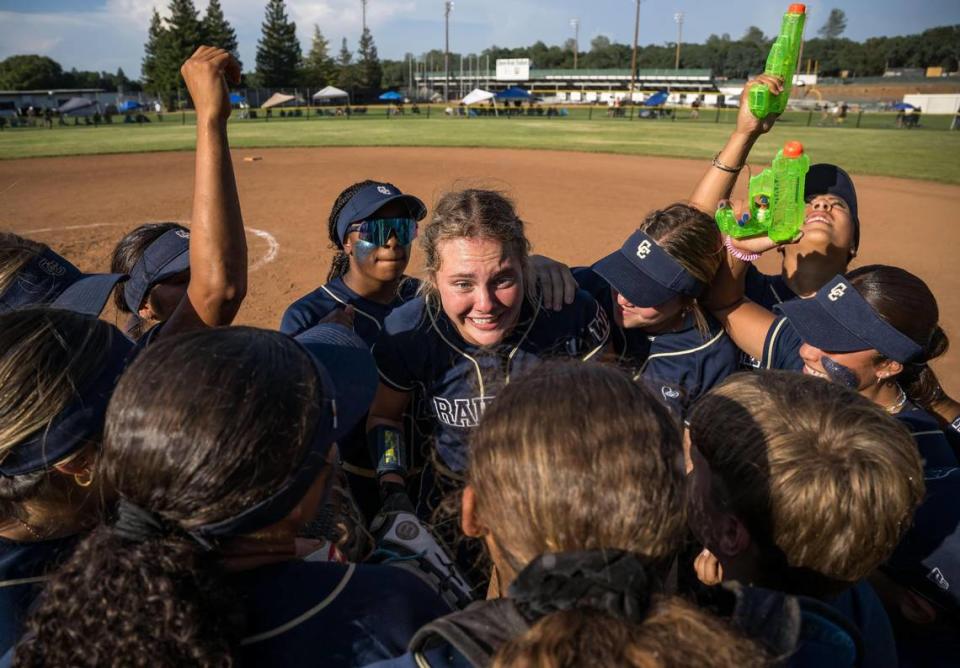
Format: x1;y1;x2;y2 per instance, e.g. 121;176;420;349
11;324;451;667
0;309;133;655
281;181;428;521
109;223;190;338
711;256;955;469
366;188;609;510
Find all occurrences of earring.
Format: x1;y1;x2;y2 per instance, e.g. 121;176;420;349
74;470;95;488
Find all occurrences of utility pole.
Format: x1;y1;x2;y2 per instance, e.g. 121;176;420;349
629;0;641;104
444;1;453;102
570;18;580;69
674;12;684;70
361;0;367;32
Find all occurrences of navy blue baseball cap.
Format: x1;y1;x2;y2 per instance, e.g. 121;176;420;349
884;467;960;614
805;164;860;252
775;275;924;363
0;248;126;317
591;230;704;308
190;323;378;540
122;228;190;312
0;323;134;477
335;182;427;244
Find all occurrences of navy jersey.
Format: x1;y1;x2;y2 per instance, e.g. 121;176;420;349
281;276;421;344
374;292;609;472
0;535;78;655
761;316;958;469
829;581;898;668
234;560;450;667
745;265;798;311
574;267;739;416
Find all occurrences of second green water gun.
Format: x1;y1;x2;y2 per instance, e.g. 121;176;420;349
716;140;810;242
749;3;807;119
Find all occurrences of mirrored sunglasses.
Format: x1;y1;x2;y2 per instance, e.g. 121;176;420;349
350;218;418;247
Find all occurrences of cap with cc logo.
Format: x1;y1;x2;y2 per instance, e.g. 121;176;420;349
591;229;704;308
775;275;924;362
335;182;427;244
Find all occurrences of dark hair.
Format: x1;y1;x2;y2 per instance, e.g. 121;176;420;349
847;264;948;410
326;180;378;281
14;327;325;666
109;222;188;337
0;232;46;296
0;309;112;523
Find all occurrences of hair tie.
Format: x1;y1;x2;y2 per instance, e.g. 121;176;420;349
112;498;168;542
509;549;655;624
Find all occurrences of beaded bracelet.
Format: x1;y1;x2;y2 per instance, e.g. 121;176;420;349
724;235;761;262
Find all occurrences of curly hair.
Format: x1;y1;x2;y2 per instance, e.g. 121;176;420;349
13;327;324;666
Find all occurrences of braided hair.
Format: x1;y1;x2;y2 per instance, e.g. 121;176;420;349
326;180;378;282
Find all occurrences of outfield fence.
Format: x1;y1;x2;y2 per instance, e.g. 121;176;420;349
2;103;957;133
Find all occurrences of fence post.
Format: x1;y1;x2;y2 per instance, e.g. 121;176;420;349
807;111;813;127
181;110;185;125
427;105;431;118
588;105;593;121
714;107;720;123
856;111;863;128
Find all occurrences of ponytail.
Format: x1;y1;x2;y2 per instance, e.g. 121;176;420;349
14;527;239;666
326;180;378;282
901;324;950;411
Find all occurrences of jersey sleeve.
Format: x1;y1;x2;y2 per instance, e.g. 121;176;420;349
570;267;608;300
280;291;337;336
760;316;804;371
372;303;425;392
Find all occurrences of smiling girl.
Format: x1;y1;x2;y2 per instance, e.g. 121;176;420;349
366;189;609;512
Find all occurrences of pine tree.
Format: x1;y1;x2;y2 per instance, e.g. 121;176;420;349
166;0;204;67
142;8;173;95
303;24;336;88
256;0;302;87
201;0;241;69
355;27;383;100
336;37;355;91
818;9;848;40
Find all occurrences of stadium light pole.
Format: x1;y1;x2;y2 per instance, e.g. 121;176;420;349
444;1;454;102
674;12;684;70
570;18;580;69
361;0;368;32
629;0;642;104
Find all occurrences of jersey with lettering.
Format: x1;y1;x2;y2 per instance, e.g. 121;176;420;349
280;276;421;343
574;267;740;416
374;291;610;472
761;315;958;470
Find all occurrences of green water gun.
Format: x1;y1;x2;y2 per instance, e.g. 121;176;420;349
749;3;806;118
716;140;810;242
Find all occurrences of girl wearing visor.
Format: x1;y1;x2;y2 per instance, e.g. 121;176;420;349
281;182;427;522
569;204;740;416
11;326;450;667
709;260;955;470
0;309;133;655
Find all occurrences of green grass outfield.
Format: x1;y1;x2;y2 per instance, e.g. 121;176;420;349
2;109;958;184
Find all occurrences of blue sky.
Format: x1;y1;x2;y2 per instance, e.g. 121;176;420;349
0;0;957;77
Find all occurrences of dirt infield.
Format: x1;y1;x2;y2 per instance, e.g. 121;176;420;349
1;146;958;393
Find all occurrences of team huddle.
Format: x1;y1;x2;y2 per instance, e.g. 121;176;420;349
1;47;958;668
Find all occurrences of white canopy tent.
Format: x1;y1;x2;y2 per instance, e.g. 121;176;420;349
461;88;497;116
312;86;350;103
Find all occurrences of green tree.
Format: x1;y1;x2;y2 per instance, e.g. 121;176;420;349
302;24;336;88
142;8;173;95
818;9;848;40
0;55;63;90
201;0;241;69
336;37;355;91
256;0;302;87
355;27;383;100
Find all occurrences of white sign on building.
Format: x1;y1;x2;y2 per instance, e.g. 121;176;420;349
496;58;530;82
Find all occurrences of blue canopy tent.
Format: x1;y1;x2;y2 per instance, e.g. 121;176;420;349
229;92;247;105
892;102;916;111
379;91;404;101
643;91;669;107
118;100;141;112
496;86;532;100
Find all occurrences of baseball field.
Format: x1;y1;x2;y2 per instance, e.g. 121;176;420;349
1;114;958;391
